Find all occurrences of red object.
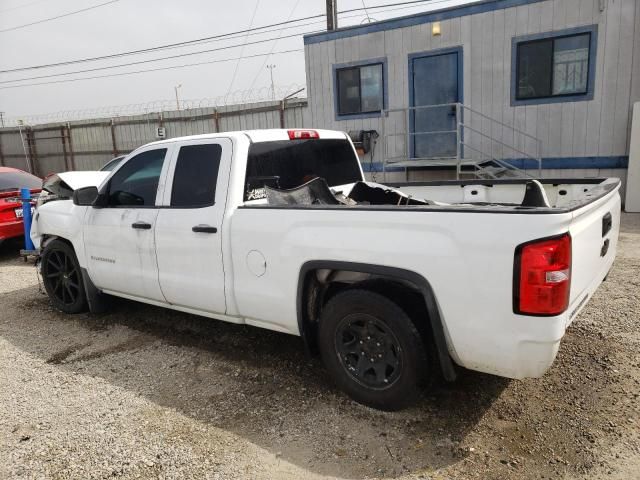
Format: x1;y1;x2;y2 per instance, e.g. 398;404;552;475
287;129;319;140
0;167;42;243
515;233;572;316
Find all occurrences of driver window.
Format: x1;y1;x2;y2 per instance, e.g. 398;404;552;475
107;148;167;207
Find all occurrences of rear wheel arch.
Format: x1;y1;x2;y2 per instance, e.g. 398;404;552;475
296;260;456;381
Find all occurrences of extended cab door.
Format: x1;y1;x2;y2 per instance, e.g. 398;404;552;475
154;138;232;314
84;146;172;302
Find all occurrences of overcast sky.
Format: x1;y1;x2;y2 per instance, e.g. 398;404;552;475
0;0;468;122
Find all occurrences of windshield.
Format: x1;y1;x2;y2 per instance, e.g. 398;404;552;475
245;139;362;201
0;169;41;192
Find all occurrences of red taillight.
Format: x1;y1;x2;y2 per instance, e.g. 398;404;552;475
287;129;319;140
514;233;572;316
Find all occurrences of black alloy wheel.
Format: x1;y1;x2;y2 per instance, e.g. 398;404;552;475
335;313;403;389
318;289;428;411
41;240;87;314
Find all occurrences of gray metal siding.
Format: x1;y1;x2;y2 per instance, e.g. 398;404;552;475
0;100;308;174
0;130;30;171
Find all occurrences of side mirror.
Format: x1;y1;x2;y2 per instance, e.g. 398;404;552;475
72;186;99;206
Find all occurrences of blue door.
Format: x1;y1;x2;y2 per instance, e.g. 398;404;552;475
410;50;460;159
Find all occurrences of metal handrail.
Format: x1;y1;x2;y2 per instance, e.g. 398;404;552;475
459;142;493;162
381;102;543;181
385;129;458;137
386;155;461;162
461;124;540;162
383;102;458;113
385;102;542;142
460;103;541;142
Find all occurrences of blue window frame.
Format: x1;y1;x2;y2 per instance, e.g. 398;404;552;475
511;25;597;106
333;58;387;120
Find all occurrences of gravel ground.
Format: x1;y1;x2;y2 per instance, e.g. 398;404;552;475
0;214;638;480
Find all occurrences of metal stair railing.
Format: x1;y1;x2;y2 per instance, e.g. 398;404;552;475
459;103;542;178
381;102;543;181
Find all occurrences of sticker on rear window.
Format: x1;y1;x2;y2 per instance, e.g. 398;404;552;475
247;188;267;200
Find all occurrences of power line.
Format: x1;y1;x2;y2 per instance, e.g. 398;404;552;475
0;49;304;90
176;18;323;53
0;0;448;87
361;0;373;23
67;0;440;60
340;0;445;15
224;0;261;99
246;0;302;92
0;0;440;74
0;0;121;34
0;30;317;85
0;13;325;74
0;17;321;78
0;0;436;87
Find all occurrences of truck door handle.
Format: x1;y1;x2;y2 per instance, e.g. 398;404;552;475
192;224;217;233
131;221;152;230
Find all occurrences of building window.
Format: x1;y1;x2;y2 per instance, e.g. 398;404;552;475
336;63;384;116
511;26;597;105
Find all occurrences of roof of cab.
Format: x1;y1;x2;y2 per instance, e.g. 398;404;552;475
143;128;348;148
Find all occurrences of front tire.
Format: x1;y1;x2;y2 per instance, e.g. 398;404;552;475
41;239;88;314
318;289;427;411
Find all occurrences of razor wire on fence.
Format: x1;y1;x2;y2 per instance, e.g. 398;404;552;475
0;83;309;176
1;83;305;127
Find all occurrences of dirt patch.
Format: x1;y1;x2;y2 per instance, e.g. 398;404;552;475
0;214;638;479
45;342;91;364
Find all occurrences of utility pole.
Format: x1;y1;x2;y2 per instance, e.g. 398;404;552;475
326;0;337;31
266;64;276;101
174;84;182;110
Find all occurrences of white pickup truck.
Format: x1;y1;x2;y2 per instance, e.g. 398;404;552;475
31;128;621;410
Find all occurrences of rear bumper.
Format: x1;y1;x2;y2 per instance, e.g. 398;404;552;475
451;313;567;380
511;334;563;378
480;254;615;380
0;219;25;241
474;314;568;380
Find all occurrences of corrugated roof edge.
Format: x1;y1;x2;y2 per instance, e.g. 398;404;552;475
304;0;546;45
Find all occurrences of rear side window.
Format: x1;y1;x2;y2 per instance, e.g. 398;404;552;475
107;149;167;207
171;144;221;207
245;139;362;201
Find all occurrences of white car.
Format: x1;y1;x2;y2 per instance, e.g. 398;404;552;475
31;129;621;410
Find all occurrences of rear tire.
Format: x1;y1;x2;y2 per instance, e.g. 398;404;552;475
318;289;427;411
41;240;88;314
